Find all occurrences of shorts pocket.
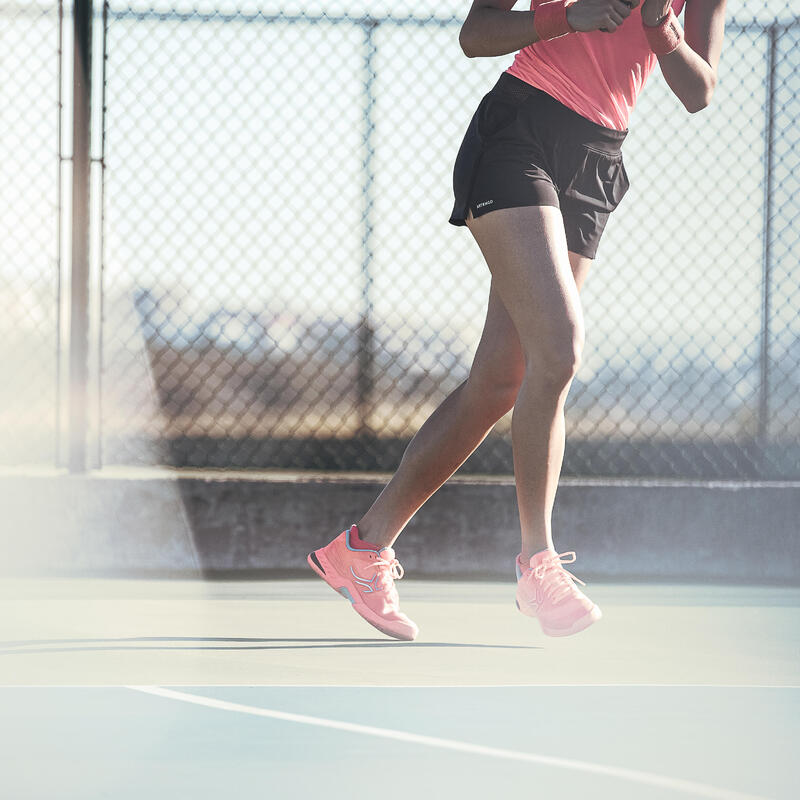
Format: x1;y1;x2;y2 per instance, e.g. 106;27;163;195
476;90;524;142
562;146;630;213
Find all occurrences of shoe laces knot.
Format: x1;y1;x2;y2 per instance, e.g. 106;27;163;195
370;554;404;590
532;550;586;603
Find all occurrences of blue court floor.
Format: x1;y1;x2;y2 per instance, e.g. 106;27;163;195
1;578;798;799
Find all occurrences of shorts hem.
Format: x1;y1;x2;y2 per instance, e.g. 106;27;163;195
449;198;561;227
566;246;597;260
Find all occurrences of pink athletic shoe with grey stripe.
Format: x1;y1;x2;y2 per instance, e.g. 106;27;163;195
307;523;418;641
515;548;602;637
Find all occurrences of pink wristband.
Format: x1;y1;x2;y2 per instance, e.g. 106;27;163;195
643;7;684;55
534;0;575;42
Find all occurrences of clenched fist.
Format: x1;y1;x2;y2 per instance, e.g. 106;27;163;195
566;0;640;34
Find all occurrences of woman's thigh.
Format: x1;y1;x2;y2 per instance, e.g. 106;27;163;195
466;205;586;372
467;206;593;397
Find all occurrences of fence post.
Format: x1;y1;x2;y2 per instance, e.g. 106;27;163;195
356;17;378;437
757;24;777;452
68;0;93;472
56;0;64;467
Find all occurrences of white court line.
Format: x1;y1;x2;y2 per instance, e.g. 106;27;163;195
113;683;790;690
129;685;769;800
2;683;799;689
163;683;799;689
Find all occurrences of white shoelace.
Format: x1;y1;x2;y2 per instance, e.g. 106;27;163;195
530;551;586;604
368;554;404;591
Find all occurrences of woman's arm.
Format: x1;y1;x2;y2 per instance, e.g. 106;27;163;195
459;0;639;58
642;0;728;112
459;0;539;58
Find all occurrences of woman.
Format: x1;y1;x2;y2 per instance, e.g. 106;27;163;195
308;0;727;641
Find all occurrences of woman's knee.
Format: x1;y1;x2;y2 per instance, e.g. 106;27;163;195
465;367;523;419
524;323;584;391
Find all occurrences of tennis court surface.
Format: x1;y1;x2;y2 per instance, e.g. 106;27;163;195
2;577;797;799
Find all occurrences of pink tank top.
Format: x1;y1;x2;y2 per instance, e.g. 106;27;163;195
506;0;686;130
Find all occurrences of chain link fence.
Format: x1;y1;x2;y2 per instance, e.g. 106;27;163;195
3;1;799;479
0;1;61;465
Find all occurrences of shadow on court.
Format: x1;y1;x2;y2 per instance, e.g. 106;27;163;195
0;636;540;655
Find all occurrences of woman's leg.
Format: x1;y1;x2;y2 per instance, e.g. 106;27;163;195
356;212;591;552
464;205;586;562
355;278;523;549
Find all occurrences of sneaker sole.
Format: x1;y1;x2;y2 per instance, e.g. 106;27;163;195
516;597;602;637
541;605;602;637
307;550;417;642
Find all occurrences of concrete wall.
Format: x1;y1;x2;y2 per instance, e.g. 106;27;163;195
1;470;797;583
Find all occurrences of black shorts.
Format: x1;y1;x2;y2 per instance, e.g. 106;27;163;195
449;71;630;259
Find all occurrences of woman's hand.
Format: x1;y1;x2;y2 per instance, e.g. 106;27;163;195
566;0;639;34
640;0;673;26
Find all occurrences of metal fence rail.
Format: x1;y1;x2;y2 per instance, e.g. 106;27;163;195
2;1;798;479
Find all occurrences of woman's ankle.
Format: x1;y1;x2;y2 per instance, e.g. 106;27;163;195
520;538;556;563
354;519;395;550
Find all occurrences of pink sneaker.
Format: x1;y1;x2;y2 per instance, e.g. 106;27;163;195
515;548;602;637
308;523;418;641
